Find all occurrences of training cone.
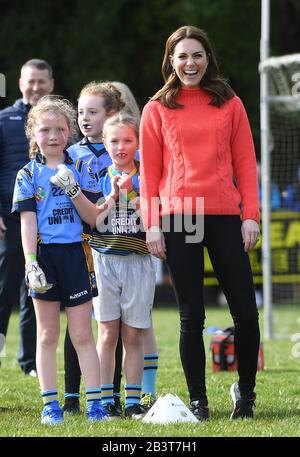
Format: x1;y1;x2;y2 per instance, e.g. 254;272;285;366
142;393;198;424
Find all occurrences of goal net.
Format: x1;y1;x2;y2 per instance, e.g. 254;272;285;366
256;54;300;338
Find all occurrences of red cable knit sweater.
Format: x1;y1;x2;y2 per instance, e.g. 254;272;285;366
140;87;259;229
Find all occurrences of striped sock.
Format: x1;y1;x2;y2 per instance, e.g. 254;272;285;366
64;392;80;399
86;388;101;410
125;384;142;408
41;389;59;406
142;353;158;397
101;384;114;406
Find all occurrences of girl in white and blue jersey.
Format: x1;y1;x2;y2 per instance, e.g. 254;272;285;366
52;112;157;419
12;96;107;425
64;82;158;417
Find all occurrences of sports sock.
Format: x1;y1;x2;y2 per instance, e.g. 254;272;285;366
142;353;158;397
101;384;114;406
125;384;141;408
86;388;101;409
41;389;59;406
64;392;80;400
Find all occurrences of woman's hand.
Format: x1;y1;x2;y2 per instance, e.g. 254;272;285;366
241;219;260;252
146;226;167;260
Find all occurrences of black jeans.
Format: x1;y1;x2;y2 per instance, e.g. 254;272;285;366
0;215;36;373
163;215;260;402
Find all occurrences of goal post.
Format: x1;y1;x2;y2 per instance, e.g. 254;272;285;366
260;0;300;339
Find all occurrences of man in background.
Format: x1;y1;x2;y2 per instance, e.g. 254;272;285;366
0;59;54;375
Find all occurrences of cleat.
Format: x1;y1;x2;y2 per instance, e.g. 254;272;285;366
230;382;256;419
125;403;147;420
86;400;108;422
113;395;122;415
140;393;156;411
190;399;209;421
63;397;80;414
103;402;122;419
27;369;37;377
41;402;64;425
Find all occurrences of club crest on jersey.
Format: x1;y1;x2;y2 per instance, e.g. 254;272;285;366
17;177;24;188
35;186;46;202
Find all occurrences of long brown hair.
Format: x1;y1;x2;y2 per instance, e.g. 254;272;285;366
151;25;235;108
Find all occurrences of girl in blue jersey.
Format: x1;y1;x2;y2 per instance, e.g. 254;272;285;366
52;112;156;420
63;82;126;416
12;95;107;425
64;82;159;417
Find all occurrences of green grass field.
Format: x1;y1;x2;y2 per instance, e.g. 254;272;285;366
0;306;300;438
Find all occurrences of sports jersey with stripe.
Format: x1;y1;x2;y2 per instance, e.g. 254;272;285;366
67;138;112;203
90;165;148;256
12;151;95;244
67;139;146;255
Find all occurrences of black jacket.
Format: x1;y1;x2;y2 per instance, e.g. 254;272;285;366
0;98;31;217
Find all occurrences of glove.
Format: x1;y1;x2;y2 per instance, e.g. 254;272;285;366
50;164;81;199
25;261;53;294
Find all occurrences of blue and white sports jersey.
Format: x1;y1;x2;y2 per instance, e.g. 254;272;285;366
67;138;145;255
89;165;148;256
12;152;96;244
68;139;112;203
68;138;140;203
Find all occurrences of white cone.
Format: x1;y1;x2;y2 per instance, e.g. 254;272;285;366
142;393;198;424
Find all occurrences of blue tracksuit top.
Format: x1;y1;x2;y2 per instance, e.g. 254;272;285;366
0;99;31;217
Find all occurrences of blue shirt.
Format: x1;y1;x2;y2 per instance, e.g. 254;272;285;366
90;165;148;256
67;139;146;255
67;138;112;203
12;152;95;244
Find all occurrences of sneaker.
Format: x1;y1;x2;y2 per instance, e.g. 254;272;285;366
86;400;108;422
103;402;122;419
230;382;256;419
113;395;122;415
26;369;37;377
41;402;64;425
140;393;156;411
124;404;147;420
63;397;80;415
190;399;209;421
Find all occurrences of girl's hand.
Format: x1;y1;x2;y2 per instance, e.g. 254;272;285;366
118;173;133;193
241;219;260;252
109;175;121;201
50;164;81;199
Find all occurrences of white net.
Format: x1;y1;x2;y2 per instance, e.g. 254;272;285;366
258;54;300;308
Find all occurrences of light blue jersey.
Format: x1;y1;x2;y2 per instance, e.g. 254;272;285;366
67;138;140;203
67;139;112;203
90;164;148;256
67;139;146;255
12;152;95;244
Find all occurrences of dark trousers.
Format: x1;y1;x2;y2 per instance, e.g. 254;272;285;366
163;215;260;402
64;324;123;394
0;215;36;373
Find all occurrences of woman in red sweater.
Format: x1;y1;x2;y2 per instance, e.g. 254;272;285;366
140;25;260;421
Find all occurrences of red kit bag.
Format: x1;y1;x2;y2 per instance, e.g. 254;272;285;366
210;327;264;372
